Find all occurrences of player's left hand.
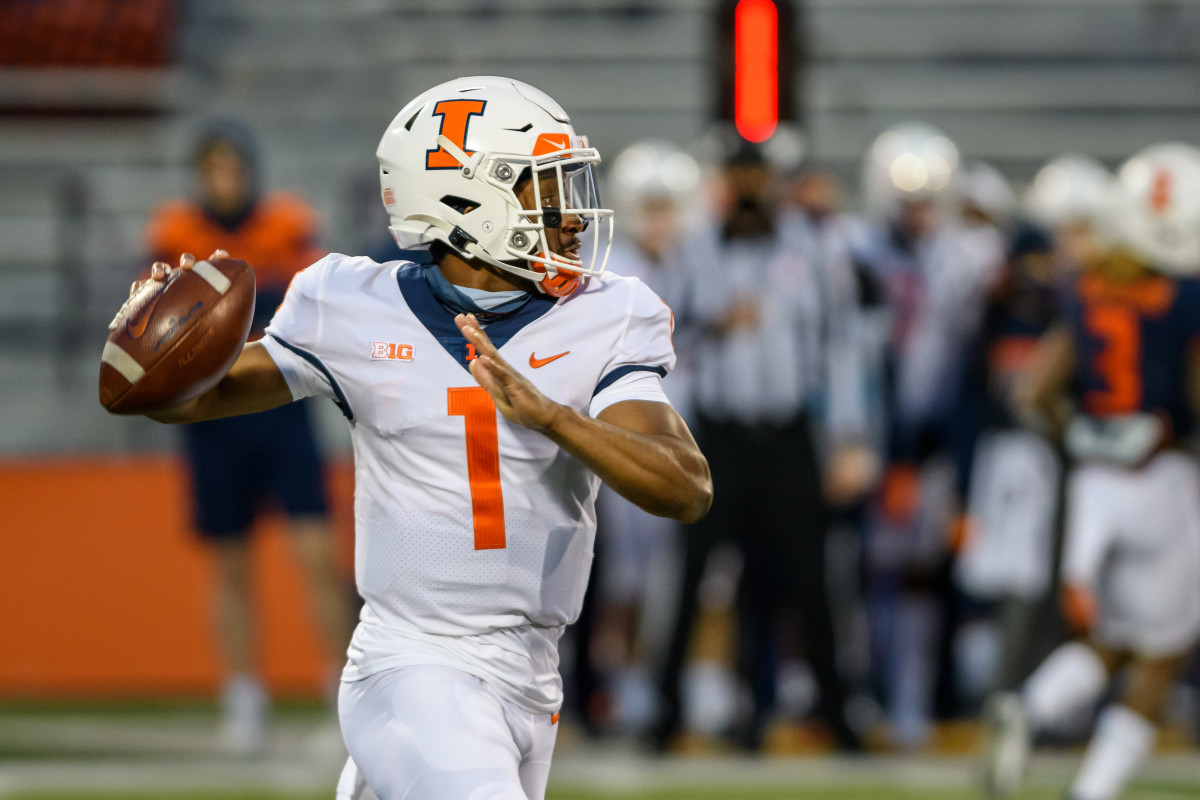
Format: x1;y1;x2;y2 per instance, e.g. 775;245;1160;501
456;313;562;431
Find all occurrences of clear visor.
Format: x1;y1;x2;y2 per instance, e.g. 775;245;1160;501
494;149;614;278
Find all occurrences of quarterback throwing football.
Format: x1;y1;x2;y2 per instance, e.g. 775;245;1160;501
123;77;712;799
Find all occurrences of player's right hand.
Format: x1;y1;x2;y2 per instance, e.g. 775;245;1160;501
112;250;229;332
456;312;562;431
133;249;227;294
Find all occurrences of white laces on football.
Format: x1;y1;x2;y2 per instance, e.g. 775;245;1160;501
109;269;170;331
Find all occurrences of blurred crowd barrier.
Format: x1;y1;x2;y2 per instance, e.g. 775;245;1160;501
0;457;354;697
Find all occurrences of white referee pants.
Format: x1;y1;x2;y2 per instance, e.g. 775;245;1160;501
339;665;558;800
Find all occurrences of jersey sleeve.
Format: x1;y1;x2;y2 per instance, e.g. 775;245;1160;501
261;255;353;418
590;280;676;415
589;368;670;417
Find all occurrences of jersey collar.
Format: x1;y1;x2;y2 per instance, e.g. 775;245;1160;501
396;262;557;371
422;261;533;319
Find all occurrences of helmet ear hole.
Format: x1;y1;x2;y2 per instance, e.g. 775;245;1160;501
440;195;479;214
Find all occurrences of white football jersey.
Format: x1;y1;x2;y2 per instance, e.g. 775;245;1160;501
261;254;674;713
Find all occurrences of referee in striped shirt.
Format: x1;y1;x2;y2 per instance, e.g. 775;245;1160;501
654;142;875;752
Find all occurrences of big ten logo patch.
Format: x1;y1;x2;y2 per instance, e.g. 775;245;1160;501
371;342;413;361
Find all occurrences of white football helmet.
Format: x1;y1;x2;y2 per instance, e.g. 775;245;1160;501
377;76;613;296
862;121;960;220
960;160;1017;226
608;139;701;207
1023;154;1113;229
1110;142;1200;275
606;139;701;253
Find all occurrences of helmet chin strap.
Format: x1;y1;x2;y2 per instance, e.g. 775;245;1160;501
435;134;484;176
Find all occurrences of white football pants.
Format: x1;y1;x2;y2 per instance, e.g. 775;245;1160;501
339;665;558;800
1064;451;1200;657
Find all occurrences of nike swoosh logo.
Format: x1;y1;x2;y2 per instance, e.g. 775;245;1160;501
126;287;167;340
529;350;570;368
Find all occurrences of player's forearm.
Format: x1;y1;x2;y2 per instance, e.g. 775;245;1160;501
1016;325;1075;421
146;342;293;423
543;405;712;523
145;394;205;423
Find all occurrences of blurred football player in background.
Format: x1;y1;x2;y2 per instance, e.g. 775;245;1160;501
985;142;1200;800
954;154;1118;729
145;119;353;754
952;224;1067;710
852;122;1007;749
949;159;1069;712
129;77;711;800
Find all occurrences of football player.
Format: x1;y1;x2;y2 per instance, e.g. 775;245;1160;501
984;143;1200;800
854;122;1008;749
119;77;712;800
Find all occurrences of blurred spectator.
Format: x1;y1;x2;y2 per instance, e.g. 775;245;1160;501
652;132;872;753
144;119;353;753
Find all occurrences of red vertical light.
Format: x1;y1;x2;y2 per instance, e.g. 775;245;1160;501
734;0;778;143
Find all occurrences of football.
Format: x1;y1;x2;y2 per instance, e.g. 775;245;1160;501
99;257;255;415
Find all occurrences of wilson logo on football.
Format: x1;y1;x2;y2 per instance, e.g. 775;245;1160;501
371;342;413;361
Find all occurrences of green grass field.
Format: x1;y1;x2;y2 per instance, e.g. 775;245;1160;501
4;787;1200;800
0;704;1197;800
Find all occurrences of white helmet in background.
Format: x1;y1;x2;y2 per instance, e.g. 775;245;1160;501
1110;142;1200;275
608;139;700;209
1024;153;1113;229
960;160;1017;226
377;76;613;297
862;121;960;220
607;139;700;239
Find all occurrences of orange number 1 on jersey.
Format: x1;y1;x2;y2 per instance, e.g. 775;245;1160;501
448;386;506;550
